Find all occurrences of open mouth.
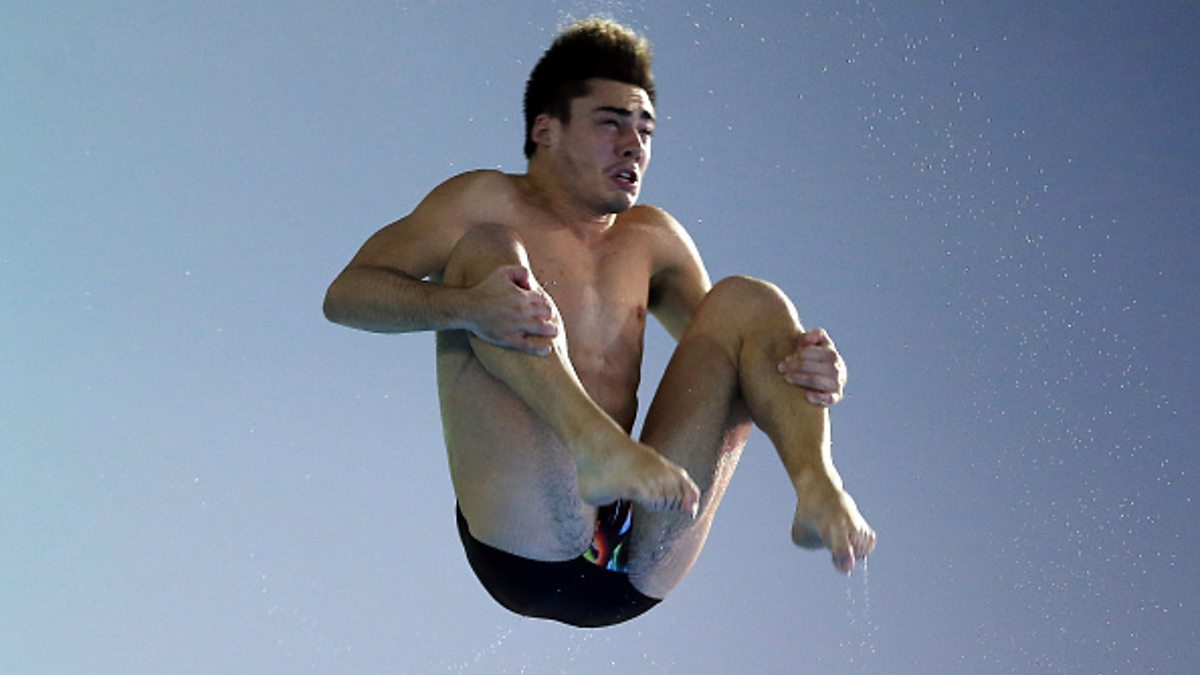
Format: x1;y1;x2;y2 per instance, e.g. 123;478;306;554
612;168;639;189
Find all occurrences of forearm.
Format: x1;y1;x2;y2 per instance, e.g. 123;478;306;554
323;265;469;334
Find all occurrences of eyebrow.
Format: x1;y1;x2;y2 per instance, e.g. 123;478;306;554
593;105;656;123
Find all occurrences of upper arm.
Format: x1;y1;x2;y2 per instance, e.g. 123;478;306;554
338;171;495;281
644;207;711;341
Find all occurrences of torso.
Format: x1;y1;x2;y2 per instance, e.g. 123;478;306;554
434;172;675;559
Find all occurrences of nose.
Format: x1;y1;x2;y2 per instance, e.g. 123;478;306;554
620;128;647;160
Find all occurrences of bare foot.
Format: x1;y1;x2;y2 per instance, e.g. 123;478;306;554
791;470;876;574
572;427;701;517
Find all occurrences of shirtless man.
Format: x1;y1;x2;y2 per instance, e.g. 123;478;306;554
324;18;875;627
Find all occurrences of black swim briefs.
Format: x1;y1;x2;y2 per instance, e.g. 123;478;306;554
455;505;660;628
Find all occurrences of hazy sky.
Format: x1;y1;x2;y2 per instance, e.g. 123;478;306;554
4;2;1198;673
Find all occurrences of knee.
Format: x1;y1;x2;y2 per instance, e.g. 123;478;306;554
702;275;797;323
687;276;803;352
443;223;529;287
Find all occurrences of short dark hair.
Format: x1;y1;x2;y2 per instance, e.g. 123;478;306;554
522;17;656;158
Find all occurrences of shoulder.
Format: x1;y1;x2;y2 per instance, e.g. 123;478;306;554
420;169;521;209
617;205;702;264
451;168;520;192
620;204;682;231
339;171;529;280
406;170;527;233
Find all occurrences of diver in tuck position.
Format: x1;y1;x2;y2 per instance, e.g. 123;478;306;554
324;17;876;627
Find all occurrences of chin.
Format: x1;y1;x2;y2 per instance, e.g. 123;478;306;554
604;194;639;214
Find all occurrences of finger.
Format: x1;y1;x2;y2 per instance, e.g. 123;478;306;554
797;344;838;362
525;320;559;337
503;330;552;356
783;357;839;377
526;299;554;322
806;390;836;407
522;339;553;357
533;290;560;316
786;372;838;392
525;295;559;333
783;354;845;389
778;345;836;372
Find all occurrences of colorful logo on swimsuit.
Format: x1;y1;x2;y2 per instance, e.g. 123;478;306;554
583;500;633;572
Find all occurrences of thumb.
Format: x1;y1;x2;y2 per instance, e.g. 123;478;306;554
801;327;829;346
504;265;533;291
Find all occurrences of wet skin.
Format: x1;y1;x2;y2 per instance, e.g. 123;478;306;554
324;78;875;592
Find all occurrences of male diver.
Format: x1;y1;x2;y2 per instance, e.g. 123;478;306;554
324;17;876;627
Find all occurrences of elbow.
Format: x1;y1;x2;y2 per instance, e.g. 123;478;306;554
322;265;415;333
322;279;349;326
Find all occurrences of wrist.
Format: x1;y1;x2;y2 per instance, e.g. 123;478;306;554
440;283;480;333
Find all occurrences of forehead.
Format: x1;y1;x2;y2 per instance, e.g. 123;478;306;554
574;78;655;118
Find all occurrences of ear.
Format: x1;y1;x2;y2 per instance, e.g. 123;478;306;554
531;113;558;151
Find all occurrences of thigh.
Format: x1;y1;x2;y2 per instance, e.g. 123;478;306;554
438;330;597;562
437;225;595;561
625;324;753;598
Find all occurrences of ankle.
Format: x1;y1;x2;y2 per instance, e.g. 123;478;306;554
570;420;629;466
791;463;844;498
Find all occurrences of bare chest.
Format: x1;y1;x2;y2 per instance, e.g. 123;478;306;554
521;232;651;399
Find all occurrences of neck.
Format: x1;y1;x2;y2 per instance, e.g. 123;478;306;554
526;158;618;233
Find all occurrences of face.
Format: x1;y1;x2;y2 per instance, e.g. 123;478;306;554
538;78;655;215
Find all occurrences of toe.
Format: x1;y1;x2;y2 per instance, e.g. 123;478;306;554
830;530;856;574
852;526;876;558
833;546;856;574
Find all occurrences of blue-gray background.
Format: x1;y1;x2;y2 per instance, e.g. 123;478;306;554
4;2;1197;673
